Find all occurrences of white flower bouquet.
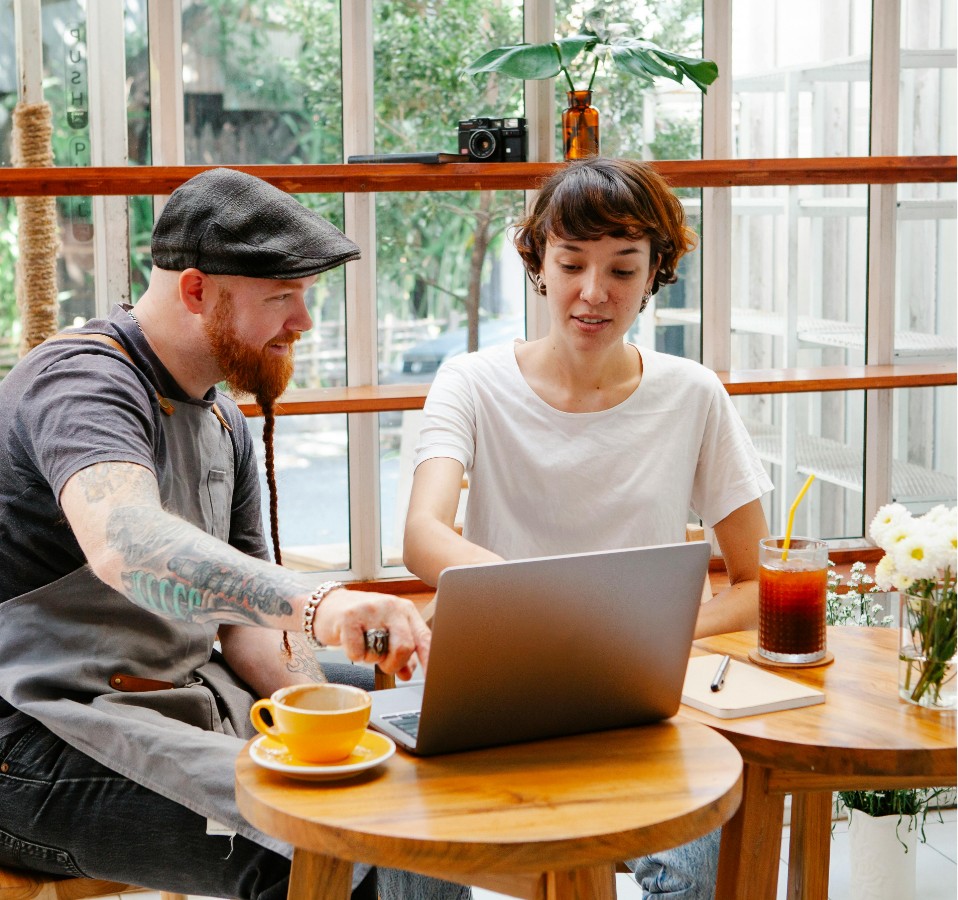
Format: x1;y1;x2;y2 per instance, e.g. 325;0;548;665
870;503;957;708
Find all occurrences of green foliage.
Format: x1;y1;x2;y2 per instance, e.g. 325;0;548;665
0;1;708;364
836;788;948;850
463;7;718;94
275;0;527;328
0;198;18;340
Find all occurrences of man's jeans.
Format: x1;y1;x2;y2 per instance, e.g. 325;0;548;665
0;720;468;900
628;829;722;899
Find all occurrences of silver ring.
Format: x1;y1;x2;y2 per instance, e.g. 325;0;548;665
364;628;389;657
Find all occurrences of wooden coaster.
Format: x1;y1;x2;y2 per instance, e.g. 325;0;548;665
748;648;835;669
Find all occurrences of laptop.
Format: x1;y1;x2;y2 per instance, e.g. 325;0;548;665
370;541;711;755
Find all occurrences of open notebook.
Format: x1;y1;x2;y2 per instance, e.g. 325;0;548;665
682;653;825;719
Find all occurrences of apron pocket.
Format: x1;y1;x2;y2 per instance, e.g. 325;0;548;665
206;468;231;540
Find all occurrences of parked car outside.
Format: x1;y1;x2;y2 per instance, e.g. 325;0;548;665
383;316;524;384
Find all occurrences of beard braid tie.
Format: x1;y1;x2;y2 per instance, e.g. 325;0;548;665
261;399;292;657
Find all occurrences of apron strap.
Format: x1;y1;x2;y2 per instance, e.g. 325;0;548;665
44;332;231;431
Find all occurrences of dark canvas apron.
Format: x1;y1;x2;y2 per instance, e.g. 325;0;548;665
0;345;287;856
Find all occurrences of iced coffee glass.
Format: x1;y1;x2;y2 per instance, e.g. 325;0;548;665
758;537;828;664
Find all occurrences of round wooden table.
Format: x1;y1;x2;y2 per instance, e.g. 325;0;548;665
236;717;743;900
687;627;957;900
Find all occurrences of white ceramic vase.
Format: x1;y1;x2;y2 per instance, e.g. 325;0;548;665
847;811;918;900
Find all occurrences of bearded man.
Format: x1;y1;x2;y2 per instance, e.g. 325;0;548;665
0;168;468;900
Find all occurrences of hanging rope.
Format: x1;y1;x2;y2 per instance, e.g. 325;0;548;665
13;101;59;357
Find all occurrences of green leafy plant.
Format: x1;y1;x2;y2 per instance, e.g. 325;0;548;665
462;9;718;96
836;788;948;850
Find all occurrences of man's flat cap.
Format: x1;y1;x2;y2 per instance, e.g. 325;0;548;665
151;167;361;278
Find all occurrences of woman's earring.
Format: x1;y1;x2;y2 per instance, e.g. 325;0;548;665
534;273;547;295
640;289;653;312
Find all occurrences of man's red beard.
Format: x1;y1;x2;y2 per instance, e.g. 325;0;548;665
205;286;301;654
204;288;300;407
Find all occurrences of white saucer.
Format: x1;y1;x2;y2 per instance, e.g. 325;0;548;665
249;730;395;781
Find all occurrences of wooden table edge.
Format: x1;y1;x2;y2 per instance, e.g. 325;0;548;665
235;726;745;880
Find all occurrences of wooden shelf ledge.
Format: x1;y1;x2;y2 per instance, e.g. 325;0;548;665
237;361;957;417
1;156;954;198
715;362;957;395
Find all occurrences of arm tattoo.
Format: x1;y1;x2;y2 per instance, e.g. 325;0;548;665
106;506;303;626
284;637;329;682
75;462;158;504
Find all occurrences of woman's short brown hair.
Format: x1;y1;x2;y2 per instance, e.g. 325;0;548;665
514;157;697;296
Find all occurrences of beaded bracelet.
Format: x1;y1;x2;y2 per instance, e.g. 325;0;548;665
302;580;343;651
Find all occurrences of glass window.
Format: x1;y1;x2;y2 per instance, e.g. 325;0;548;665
892;386;957;514
1;0;953;575
734;390;866;539
370;0;527;569
251;412;351;572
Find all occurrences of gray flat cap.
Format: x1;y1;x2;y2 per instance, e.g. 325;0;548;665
151;167;361;278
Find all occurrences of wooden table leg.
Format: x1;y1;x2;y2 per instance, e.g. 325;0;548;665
787;791;832;900
287;848;353;900
544;865;616;900
715;763;785;900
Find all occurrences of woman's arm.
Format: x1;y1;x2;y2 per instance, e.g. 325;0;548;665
403;456;502;587
693;498;769;638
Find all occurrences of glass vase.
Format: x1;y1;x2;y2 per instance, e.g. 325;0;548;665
562;90;599;160
898;584;957;710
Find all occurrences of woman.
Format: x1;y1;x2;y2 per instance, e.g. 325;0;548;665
405;157;770;639
403;157;773;899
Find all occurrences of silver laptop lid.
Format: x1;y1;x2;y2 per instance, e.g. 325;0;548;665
407;541;710;755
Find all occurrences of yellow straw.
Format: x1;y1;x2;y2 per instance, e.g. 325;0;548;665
781;474;816;561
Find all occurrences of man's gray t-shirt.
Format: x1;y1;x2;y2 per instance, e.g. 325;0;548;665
0;304;267;602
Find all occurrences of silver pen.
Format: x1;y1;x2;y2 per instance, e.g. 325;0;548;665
710;655;731;692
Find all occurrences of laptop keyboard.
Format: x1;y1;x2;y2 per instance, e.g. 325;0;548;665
382;711;421;739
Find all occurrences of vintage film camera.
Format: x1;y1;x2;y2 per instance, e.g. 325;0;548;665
457;117;527;162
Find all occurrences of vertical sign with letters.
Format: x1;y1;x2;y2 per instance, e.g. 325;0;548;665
64;23;92;241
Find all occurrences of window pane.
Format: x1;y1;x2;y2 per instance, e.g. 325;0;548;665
647;198;701;361
179;3;351;567
369;0;528;571
892;387;957;513
252;412;350;573
182;1;341;165
376;189;527;569
735;390;866;540
371;0;523;157
896;1;956;366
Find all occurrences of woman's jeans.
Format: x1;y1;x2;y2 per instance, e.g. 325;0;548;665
0;719;468;900
628;828;722;899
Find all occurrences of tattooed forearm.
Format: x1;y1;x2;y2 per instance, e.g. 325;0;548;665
168;557;293;617
107;505;305;627
108;507;221;567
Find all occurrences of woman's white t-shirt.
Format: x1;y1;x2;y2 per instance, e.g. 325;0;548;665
413;341;772;560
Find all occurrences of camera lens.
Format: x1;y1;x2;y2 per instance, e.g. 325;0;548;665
468;129;497;160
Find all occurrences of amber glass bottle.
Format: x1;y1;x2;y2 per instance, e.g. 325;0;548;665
562;90;599;160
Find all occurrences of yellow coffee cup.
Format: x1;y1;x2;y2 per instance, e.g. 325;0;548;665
250;683;372;764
